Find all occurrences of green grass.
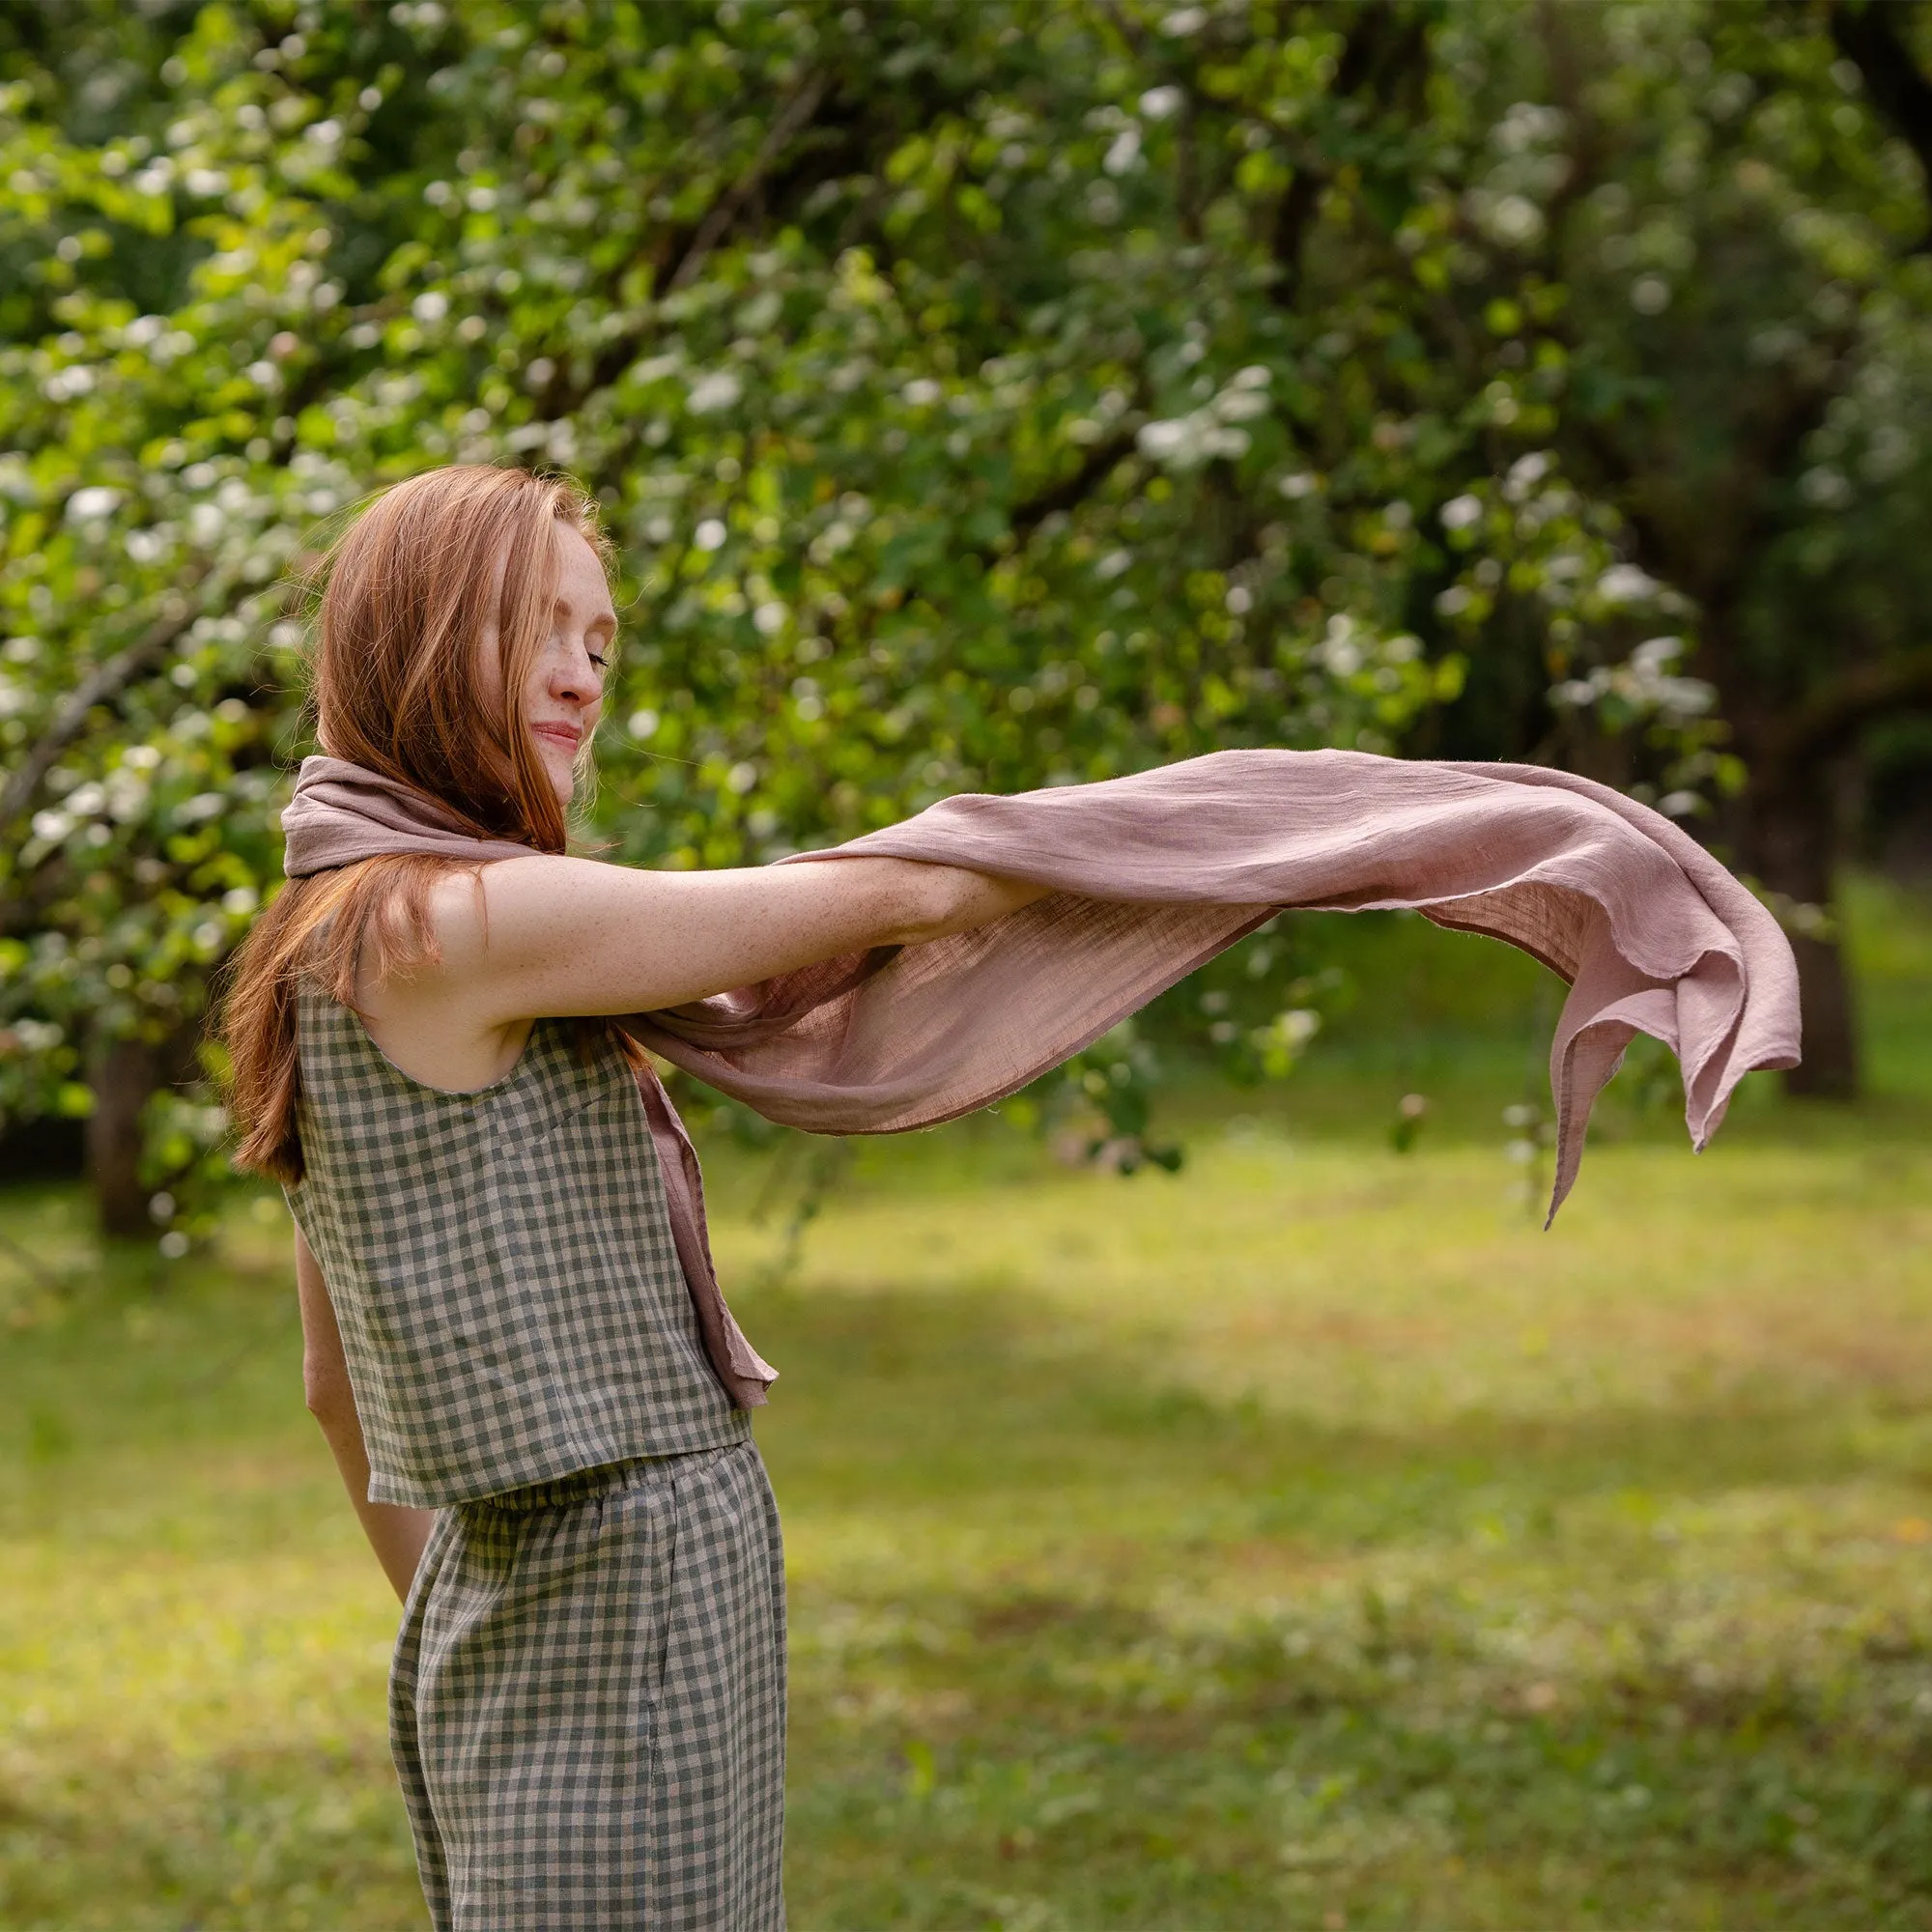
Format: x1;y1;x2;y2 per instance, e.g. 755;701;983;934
2;878;1929;1929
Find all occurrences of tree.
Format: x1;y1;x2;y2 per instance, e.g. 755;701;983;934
1425;0;1932;1094
2;0;1921;1237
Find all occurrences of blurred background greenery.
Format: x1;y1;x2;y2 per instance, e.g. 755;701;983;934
4;0;1932;1226
3;0;1932;1925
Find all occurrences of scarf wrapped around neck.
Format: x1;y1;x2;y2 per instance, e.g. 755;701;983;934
280;748;1802;1406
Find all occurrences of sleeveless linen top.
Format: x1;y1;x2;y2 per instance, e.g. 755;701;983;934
286;980;749;1507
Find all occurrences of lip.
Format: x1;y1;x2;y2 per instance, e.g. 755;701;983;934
532;723;582;751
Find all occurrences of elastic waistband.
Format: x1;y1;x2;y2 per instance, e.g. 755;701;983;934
465;1440;748;1514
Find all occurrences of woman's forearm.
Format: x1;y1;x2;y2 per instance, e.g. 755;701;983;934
314;1406;435;1604
296;1228;435;1603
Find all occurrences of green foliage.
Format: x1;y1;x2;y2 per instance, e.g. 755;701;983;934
3;0;1929;1234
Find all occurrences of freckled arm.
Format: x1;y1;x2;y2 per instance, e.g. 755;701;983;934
297;1225;435;1604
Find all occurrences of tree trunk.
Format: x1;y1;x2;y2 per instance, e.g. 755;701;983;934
1743;764;1860;1098
1783;928;1860;1098
86;1034;163;1238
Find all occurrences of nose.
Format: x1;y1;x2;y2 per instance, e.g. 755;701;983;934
547;639;600;706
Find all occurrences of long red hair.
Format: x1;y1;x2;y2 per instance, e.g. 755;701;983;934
221;465;609;1182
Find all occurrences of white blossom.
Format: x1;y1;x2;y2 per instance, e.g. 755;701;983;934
1103;128;1142;177
1800;465;1853;509
1137;387;1256;469
686;370;743;414
1503;451;1550;499
1551;636;1715;724
1317;616;1364;678
1214;386;1271;423
1596;563;1660;604
1485;194;1546;246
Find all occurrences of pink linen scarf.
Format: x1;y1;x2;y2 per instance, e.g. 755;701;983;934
281;749;1802;1402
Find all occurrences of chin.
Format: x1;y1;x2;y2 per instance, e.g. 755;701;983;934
540;753;578;806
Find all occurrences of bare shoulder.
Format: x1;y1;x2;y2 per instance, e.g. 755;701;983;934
425;853;656;974
418;854;566;966
348;858;602;1091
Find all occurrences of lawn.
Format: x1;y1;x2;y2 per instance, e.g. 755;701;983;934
2;880;1929;1929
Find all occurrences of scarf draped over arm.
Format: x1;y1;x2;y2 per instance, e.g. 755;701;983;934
281;748;1803;1405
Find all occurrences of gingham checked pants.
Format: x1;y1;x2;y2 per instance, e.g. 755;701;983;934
390;1439;787;1929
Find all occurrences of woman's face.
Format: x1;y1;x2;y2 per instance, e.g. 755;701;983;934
483;520;617;807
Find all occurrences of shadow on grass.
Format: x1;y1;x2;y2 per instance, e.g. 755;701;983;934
0;1739;423;1932
756;1279;1932;1929
754;1273;1916;1526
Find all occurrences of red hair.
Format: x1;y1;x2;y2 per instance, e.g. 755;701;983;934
221;465;608;1181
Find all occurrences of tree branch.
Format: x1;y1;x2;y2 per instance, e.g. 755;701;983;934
0;571;210;844
665;67;832;295
1533;0;1610;243
1008;428;1142;550
1267;8;1430;309
1830;0;1932;232
1765;644;1932;765
559;69;880;412
1268;165;1327;309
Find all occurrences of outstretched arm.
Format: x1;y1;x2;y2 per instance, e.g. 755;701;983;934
424;850;1049;1028
296;1225;434;1604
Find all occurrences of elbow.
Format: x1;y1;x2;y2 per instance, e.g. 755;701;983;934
303;1356;355;1429
889;862;1042;946
884;860;979;946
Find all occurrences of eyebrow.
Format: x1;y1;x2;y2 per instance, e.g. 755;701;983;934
553;593;616;628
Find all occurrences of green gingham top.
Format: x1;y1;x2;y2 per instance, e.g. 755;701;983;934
286;979;749;1507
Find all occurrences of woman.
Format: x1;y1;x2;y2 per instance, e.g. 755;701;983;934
226;463;1798;1930
222;465;1046;1930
